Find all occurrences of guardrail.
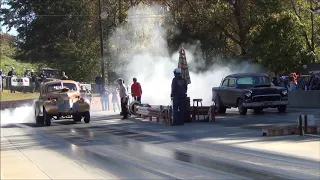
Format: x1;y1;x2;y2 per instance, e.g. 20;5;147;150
288;90;320;108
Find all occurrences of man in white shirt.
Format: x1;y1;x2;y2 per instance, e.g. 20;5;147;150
117;78;129;119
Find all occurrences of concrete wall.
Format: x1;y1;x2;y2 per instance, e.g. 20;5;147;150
0;99;36;110
288;90;320;108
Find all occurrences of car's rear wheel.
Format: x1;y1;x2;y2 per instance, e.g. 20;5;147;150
73;113;82;122
253;108;263;114
214;95;226;114
35;109;44;125
237;98;247;115
83;111;90;123
277;105;287;113
43;107;52;126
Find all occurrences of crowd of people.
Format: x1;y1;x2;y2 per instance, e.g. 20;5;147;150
271;72;320;91
94;76;143;120
0;67;70;93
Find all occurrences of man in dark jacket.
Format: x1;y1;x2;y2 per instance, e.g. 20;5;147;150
7;67;15;93
170;68;188;125
95;74;104;93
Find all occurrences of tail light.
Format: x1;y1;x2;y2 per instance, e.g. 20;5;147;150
80;98;85;102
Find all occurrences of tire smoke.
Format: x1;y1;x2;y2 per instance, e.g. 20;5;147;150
108;4;263;106
0;105;35;125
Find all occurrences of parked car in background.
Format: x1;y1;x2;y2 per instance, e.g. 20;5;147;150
212;73;288;115
34;80;91;126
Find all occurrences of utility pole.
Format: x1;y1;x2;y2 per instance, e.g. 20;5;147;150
310;0;315;63
98;0;106;84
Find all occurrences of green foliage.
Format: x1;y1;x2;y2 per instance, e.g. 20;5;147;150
250;12;311;74
0;56;42;76
1;0;319;76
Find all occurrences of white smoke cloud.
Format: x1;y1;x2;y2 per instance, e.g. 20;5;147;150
108;4;263;106
0;105;34;125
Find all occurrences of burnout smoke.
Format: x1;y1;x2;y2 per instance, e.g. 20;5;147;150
109;4;263;106
0;105;34;125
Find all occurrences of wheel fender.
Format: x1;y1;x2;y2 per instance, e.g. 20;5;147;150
236;97;242;107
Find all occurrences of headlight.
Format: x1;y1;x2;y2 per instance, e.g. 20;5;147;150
245;91;252;97
282;90;288;95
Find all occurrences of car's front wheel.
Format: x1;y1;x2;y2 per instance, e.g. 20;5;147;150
237;98;247;115
43;107;52;126
277;105;287;113
83;111;90;123
73;113;82;122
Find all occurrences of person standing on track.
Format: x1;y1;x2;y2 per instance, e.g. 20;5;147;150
111;84;120;112
118;78;129;119
131;77;142;103
170;68;188;125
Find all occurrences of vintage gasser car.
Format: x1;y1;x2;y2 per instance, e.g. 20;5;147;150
34;80;91;126
212;73;288;115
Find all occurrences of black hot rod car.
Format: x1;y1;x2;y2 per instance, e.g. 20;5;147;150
212;73;288;115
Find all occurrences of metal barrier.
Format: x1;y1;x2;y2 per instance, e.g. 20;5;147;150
298;115;319;137
129;101;172;125
288;90;320;108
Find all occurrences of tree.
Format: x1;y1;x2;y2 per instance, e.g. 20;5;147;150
250;12;312;74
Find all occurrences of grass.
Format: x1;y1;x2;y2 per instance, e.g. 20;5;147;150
0;91;39;102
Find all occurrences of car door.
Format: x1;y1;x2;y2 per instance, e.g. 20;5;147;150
218;78;229;104
224;78;236;106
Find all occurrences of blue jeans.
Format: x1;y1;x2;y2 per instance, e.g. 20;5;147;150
134;96;141;103
172;97;185;124
101;97;109;111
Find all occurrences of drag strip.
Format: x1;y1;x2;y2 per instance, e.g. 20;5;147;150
13;121;318;180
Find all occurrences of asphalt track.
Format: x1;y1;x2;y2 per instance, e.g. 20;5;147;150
1;108;320;179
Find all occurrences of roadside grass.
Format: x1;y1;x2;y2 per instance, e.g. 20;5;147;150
0;91;39;101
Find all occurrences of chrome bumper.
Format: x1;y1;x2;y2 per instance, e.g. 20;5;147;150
243;101;288;108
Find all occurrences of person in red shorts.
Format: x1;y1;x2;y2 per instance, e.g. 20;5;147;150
131;77;142;103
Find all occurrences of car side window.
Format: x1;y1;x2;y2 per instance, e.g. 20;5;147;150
228;78;235;87
222;79;229;87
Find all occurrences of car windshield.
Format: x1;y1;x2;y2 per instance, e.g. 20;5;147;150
236;76;271;88
47;83;77;92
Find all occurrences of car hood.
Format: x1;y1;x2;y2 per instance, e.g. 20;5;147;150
246;86;286;96
47;91;80;100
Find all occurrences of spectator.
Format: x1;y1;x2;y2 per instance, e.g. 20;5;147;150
0;69;5;92
296;74;305;90
39;70;46;82
272;77;279;86
131;77;142;103
95;74;103;93
310;75;319;90
100;87;110;111
24;69;31;77
7;67;15;93
118;78;129;119
288;77;297;91
29;70;36;93
111;84;120;112
61;71;68;80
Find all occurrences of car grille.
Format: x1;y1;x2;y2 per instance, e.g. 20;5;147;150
252;95;281;102
253;89;279;95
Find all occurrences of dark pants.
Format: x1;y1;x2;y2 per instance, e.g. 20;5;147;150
172;97;185;125
121;97;129;119
134;96;141;103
